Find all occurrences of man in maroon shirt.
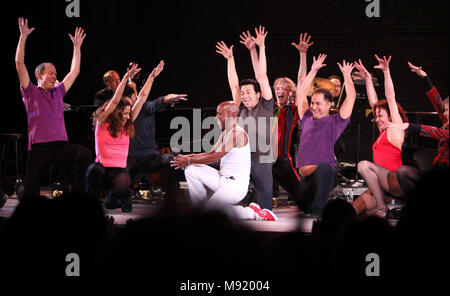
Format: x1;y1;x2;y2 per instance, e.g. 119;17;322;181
15;18;91;199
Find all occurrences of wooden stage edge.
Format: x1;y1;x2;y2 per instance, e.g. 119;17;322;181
0;186;399;234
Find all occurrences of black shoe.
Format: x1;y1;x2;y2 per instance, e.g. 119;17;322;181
386;207;404;220
15;179;24;202
0;189;8;209
120;195;132;213
104;193;121;210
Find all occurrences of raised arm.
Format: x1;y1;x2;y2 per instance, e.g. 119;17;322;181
61;27;86;93
216;41;241;105
240;30;259;78
337;60;356;119
354;59;378;108
374;55;403;124
98;64;141;125
131;60;164;122
408;61;447;124
251;26;272;100
296;54;327;119
291;33;314;87
15;18;35;89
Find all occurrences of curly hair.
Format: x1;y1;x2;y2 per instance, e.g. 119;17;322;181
91;98;135;138
372;99;408;123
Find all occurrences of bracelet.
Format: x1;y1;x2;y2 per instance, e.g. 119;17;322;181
187;157;191;166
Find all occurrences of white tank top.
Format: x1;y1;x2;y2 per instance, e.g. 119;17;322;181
220;126;251;182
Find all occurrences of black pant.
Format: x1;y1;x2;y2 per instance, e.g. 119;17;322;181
251;160;273;210
127;153;179;193
297;162;337;216
85;162;131;211
272;156;302;202
23;141;92;198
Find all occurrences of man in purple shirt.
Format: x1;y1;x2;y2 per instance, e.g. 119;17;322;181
15;18;91;199
295;54;356;217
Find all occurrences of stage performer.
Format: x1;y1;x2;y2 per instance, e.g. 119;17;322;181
85;61;163;212
94;70;136;107
295;54;356;217
15;17;91;200
171;101;278;221
126;90;187;196
386;62;449;195
215;26;275;210
352;56;408;218
240;31;313;201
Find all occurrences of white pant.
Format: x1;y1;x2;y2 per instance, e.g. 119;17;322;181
184;164;255;220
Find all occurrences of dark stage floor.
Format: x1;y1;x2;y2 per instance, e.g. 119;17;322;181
0;182;400;233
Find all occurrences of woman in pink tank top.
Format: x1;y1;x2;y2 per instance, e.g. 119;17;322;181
352;56;408;218
85;61;165;212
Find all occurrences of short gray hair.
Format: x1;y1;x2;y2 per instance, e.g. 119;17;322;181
34;62;55;80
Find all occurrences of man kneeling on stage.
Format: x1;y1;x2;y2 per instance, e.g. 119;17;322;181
170;101;278;221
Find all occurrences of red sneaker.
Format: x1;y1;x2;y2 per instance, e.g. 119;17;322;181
255;209;279;221
249;202;261;213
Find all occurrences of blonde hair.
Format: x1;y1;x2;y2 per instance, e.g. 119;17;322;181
273;77;296;101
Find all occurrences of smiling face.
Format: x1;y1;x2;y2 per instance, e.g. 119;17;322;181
37;64;58;91
310;92;332;119
240;84;260;109
274;82;292;108
120;105;131;126
374;107;390;131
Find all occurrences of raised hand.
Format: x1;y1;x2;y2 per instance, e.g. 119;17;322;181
149;60;165;79
216;41;234;60
337;60;355;75
68;27;86;47
374;54;391;71
18;17;35;37
163;93;188;104
126;63;142;80
252;25;268;47
311;54;327;71
353;59;371;79
291;33;314;53
407;61;427;78
239;30;255;50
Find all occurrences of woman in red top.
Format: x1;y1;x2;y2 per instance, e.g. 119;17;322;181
387;62;449;196
352;56;408;218
85;61;164;212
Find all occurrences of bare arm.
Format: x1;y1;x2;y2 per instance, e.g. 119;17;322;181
131;60;164;122
291;33;314;87
354;59;378;108
374;55;403;124
98;64;141;125
240;30;259;78
61;27;86;93
252;26;272;100
296;54;327;119
171;128;247;169
337;60;356;119
15;18;35;90
216;41;241;105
